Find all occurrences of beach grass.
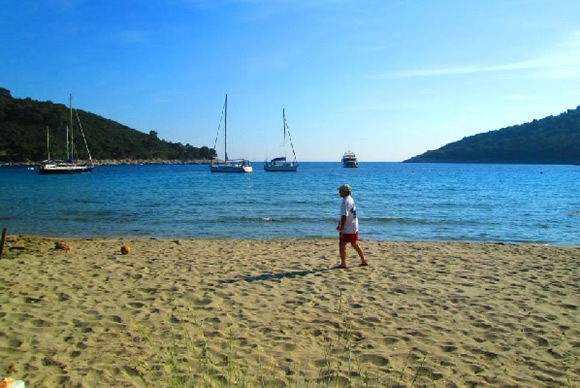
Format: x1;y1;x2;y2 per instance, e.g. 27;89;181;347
131;294;452;388
133;301;578;388
135;299;413;387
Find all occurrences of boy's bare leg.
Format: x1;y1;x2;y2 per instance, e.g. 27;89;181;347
338;240;347;267
351;241;367;265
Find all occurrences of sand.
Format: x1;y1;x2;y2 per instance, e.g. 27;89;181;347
0;235;578;387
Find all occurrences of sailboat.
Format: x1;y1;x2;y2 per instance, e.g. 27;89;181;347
264;109;298;172
38;94;94;174
210;94;253;173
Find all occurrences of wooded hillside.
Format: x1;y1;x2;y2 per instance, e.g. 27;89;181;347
404;105;580;164
0;88;216;163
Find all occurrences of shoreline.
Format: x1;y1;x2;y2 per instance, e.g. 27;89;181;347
2;232;578;248
0;235;578;386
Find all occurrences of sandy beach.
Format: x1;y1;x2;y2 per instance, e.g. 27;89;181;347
0;235;578;387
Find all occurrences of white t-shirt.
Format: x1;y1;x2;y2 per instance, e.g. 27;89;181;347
340;195;359;234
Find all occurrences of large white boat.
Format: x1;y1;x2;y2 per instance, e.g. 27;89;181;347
264;109;298;172
38;94;95;175
210;94;253;173
341;150;358;168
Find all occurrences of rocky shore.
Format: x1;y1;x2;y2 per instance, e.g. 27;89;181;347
1;159;213;167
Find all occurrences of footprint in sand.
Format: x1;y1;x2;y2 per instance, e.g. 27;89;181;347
128;301;145;309
440;344;458;352
106;315;123;324
359;353;390;366
382;336;400;345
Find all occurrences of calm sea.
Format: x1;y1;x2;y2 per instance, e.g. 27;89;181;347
0;163;578;245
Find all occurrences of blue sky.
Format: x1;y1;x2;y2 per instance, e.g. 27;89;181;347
2;0;580;161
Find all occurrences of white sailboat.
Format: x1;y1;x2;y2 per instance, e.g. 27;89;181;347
38;94;94;174
264;108;298;172
210;94;253;173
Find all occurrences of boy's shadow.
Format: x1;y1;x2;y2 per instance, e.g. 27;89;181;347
220;267;337;284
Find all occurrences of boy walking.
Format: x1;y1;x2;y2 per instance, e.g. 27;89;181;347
336;184;368;268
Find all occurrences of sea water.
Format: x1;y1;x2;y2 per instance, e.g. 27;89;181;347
0;163;578;245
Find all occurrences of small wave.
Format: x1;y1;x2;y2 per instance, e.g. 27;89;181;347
365;216;485;227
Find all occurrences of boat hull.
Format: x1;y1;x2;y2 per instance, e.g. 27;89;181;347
210;166;253;173
210;160;253;173
264;159;298;172
264;164;298;172
38;162;94;174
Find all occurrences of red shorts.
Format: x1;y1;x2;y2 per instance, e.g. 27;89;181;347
340;232;359;243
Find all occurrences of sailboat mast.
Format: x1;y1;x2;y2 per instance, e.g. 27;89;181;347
224;94;228;162
283;109;287;159
284;109;297;164
46;126;50;160
69;94;73;161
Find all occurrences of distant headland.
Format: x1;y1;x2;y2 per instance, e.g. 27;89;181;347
404;105;580;165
